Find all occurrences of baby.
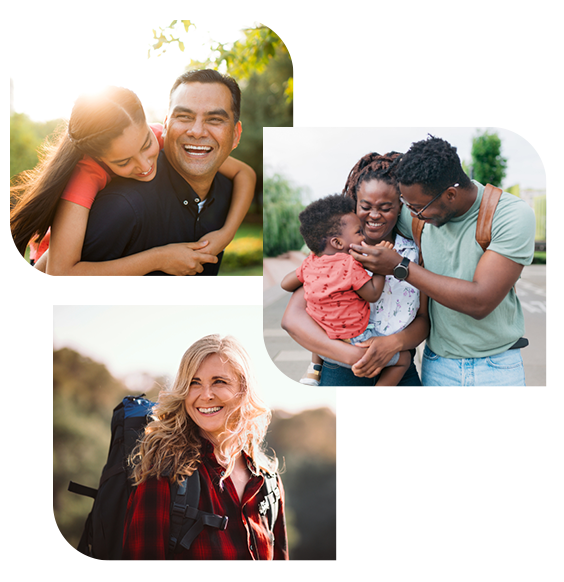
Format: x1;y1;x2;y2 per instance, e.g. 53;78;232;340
281;194;410;386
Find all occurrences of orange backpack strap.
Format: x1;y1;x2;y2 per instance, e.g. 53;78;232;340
411;216;425;265
476;184;502;252
409;183;502;263
476;184;516;292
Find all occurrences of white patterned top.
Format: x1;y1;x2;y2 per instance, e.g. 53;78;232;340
367;233;420;336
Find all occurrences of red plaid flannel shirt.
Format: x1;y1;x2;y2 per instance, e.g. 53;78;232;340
122;439;288;560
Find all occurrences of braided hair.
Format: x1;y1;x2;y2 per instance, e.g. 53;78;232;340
342;151;402;203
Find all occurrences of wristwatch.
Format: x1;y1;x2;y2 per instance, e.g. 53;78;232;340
393;257;410;280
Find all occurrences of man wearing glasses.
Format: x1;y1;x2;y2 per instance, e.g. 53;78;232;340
350;135;536;386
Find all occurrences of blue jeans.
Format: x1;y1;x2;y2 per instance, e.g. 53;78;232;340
319;352;421;386
421;345;526;386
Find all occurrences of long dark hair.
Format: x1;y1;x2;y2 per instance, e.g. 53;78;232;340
10;86;146;256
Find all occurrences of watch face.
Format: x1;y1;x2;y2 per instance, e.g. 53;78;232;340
394;266;407;279
394;258;409;280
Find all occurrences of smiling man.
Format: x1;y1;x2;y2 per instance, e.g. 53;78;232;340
81;70;243;276
164;77;242;191
351;135;536;386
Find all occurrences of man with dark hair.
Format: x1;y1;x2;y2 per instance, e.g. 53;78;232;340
168;69;242;123
81;70;243;276
351;135;536;385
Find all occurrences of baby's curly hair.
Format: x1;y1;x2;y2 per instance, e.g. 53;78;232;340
299;194;356;255
395;135;471;197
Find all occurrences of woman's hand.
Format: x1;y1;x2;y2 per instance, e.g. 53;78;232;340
351;334;401;378
196;229;231;257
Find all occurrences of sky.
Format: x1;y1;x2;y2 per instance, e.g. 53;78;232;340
53;304;336;414
9;14;260;124
264;126;546;195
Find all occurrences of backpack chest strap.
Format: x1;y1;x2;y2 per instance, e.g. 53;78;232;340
168;472;228;555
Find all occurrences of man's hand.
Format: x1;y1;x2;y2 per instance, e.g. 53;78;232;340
349;241;402;275
159;241;218;276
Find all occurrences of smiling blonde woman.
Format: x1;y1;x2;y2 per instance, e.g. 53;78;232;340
123;334;288;560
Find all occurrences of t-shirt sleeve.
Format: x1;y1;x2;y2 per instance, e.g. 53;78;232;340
296;261;305;283
488;195;536;266
60;157;111;209
349;256;372;290
295;256;308;283
150;123;165;150
395;204;414;240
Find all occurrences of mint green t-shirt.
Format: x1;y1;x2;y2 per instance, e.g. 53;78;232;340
397;181;536;359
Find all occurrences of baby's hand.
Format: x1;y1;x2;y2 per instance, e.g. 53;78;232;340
376;240;394;250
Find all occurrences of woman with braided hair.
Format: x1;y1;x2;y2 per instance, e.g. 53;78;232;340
281;151;429;386
10;86;255;275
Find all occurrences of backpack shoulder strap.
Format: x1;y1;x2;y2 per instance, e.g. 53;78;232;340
169;471;200;555
476;183;502;252
168;470;229;556
258;471;281;530
411;216;425;265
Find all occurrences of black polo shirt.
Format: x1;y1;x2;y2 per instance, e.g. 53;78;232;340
81;150;233;275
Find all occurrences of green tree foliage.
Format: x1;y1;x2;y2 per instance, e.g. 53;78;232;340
470;130;507;187
10;113;60;182
263;173;306;257
151;21;292;102
231;44;293;205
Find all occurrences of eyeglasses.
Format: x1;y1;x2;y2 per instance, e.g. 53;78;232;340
400;183;459;220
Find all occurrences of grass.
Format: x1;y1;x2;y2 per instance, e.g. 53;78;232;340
219;221;263;276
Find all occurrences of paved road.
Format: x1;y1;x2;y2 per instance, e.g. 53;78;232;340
514;264;546;385
263;254;546;386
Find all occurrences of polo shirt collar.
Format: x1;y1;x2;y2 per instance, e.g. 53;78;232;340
160;150;218;210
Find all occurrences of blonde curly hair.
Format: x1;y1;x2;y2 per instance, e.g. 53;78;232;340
130;334;276;487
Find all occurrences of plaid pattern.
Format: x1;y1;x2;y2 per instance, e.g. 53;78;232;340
123;440;288;560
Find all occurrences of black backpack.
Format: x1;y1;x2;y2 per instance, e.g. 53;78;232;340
68;395;280;559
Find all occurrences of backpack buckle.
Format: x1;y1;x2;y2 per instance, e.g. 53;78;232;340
258;499;269;515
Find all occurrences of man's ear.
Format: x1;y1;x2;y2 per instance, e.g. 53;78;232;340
231;121;242;150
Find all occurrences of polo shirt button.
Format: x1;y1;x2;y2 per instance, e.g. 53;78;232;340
183;200;188;205
194;197;200;203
